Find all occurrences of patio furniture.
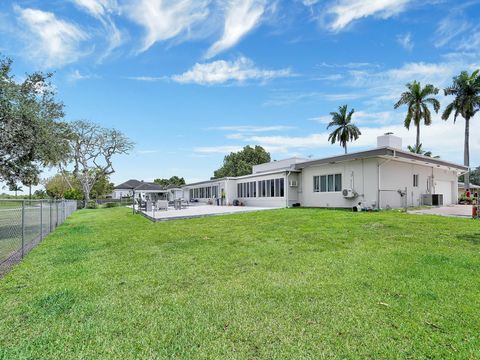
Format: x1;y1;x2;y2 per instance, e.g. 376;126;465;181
156;200;168;211
146;201;153;212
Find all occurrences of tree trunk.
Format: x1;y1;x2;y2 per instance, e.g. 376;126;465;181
416;124;420;149
464;116;470;191
345;143;348;154
83;190;90;209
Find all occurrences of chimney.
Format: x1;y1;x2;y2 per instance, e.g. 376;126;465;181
377;133;402;149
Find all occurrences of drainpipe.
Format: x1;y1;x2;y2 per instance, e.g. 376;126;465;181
377;151;395;209
286;171;291;208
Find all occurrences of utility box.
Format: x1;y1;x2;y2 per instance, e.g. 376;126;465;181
422;194;444;206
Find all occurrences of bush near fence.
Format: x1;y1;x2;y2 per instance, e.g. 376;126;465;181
0;199;77;276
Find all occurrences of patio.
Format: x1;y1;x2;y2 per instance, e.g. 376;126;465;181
136;204;279;221
408;205;473;218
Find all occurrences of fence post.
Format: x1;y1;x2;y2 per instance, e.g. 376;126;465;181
40;201;43;240
21;200;25;259
50;200;52;232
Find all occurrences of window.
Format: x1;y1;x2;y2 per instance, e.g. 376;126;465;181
314;176;320;192
413;174;419;187
335;174;342;192
191;185;219;199
314;173;342;193
237;181;257;198
257;178;285;197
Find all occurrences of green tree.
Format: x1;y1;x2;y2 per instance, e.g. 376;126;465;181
153;176;186;188
394;81;440;149
327;105;361;154
442;70;480;191
213;145;271;178
0;56;70;187
8;184;23;197
66;120;134;208
90;175;114;199
459;166;480;186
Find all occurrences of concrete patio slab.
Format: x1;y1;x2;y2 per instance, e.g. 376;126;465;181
136;204;280;221
408;205;474;218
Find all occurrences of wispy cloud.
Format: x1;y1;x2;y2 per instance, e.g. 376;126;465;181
205;0;267;59
123;0;210;53
67;69;99;82
72;0;122;60
213;125;294;132
15;6;89;68
325;0;412;32
136;149;160;155
264;90;363;106
171;57;292;85
193;145;244;154
397;32;413;51
126;75;168;82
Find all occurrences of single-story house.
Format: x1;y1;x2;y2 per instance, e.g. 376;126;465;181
112;180;184;202
182;134;468;209
458;183;480;193
112;180;168;201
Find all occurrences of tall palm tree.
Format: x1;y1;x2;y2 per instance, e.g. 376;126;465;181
442;70;480;191
394;81;440;149
327;105;361;154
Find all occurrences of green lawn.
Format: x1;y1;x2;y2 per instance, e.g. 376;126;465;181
0;207;479;358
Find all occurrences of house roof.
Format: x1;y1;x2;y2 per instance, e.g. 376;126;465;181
134;182;166;192
294;147;468;172
458;183;480;189
114;179;142;190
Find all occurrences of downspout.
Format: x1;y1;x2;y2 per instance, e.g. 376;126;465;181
377;150;395;209
286;171;291;208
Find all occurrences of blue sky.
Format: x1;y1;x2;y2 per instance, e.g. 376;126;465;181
1;0;480;191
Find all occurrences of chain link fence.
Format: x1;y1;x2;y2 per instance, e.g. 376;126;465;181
0;199;77;277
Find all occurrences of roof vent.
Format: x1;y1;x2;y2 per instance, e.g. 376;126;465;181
377;133;402;149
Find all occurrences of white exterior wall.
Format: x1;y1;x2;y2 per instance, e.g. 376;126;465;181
183;179;229;204
112;189;133;199
379;160;458;208
299;159;379;208
299;157;459;209
235;172;288;208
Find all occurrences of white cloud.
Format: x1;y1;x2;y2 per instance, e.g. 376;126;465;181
194;145;244;154
72;0;117;17
67;70;98;82
205;0;267;59
213;125;293;132
264;90;363;106
397;32;413;51
72;0;122;60
227;117;479;165
126;76;168;81
326;0;412;32
15;6;89;68
123;0;210;53
171;56;292;85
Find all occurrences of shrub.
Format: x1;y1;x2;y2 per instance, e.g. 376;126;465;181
104;202;119;208
86;200;98;209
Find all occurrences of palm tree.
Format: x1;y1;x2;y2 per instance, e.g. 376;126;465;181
327;105;361;154
9;184;23;197
407;143;439;158
394;81;440;149
442;70;480;191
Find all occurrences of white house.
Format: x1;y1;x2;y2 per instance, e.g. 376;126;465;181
182;134;467;209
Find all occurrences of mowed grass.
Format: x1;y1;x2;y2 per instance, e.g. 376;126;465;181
0;207;479;359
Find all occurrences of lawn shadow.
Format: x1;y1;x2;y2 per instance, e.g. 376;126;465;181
457;233;480;245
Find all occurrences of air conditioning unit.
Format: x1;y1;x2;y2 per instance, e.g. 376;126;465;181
342;188;357;199
289;180;298;187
